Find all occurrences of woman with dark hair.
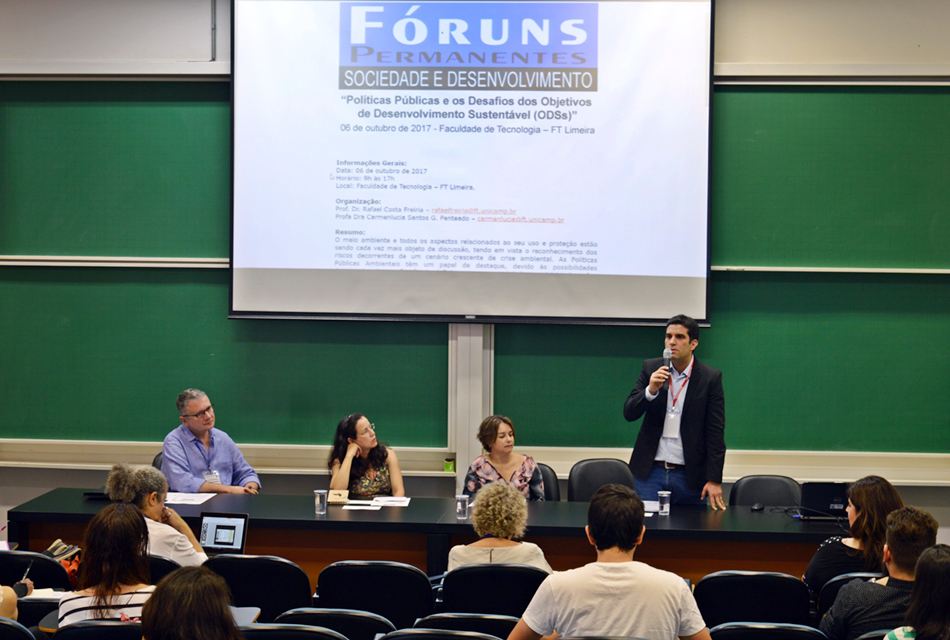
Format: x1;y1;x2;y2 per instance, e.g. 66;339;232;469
106;463;207;566
328;413;405;498
886;544;950;640
58;502;154;626
803;475;904;598
142;566;243;640
463;415;544;501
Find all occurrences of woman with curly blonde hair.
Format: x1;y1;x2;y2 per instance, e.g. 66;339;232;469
448;482;552;572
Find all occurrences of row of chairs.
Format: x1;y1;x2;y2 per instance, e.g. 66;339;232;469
0;549;879;629
562;460;804;506
0;614;898;640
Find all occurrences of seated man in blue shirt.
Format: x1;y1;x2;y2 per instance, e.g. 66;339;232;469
162;388;261;494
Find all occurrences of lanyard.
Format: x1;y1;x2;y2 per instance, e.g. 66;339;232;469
192;436;214;472
669;359;693;412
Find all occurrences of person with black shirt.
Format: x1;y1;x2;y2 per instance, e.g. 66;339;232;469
821;506;938;640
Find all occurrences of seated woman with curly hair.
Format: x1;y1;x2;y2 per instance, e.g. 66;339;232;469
106;463;207;566
448;481;552;573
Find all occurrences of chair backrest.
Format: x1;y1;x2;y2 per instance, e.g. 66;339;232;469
566;459;635;502
52;621;143;640
559;637;653;640
441;563;549;618
382;629;502;640
709;622;829;640
415;613;520;639
152;451;164;470
536;463;560;502
693;571;810;628
317;561;433;630
728;475;802;507
276;608;396;640
148;554;182;584
0;618;34;640
854;631;892;640
240;624;348;640
0;550;72;590
205;554;313;624
817;572;885;618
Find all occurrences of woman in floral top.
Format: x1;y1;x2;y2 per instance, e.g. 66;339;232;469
328;413;405;498
464;415;544;501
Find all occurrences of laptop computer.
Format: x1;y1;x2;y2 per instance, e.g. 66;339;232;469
199;512;250;556
799;482;849;521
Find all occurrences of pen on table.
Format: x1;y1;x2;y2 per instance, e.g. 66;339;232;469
22;559;34;581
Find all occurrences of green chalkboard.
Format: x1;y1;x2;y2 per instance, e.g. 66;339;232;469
1;82;949;455
711;86;950;269
0;267;448;446
0;82;230;258
496;271;950;453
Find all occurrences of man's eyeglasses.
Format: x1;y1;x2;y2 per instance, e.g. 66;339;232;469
182;405;214;419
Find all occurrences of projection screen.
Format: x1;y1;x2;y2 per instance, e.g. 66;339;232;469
231;0;713;324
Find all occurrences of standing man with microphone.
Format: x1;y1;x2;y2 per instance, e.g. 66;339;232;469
623;315;726;509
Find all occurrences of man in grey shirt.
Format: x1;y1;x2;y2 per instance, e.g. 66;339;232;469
821;506;938;640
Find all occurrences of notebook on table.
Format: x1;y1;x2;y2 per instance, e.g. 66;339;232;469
199;512;249;556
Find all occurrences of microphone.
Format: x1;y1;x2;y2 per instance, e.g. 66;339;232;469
662;348;672;390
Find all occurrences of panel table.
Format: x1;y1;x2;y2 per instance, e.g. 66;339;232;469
8;489;846;590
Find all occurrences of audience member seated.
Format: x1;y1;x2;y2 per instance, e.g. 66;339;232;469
448;482;552;573
106;463;208;566
886;544;950;640
0;578;34;621
58;503;155;627
329;413;405;498
507;484;711;640
463;415;544;501
163;388;261;494
820;506;938;640
804;475;904;598
142;566;243;640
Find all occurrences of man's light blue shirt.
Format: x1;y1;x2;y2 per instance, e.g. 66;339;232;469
162;424;261;493
644;356;693;466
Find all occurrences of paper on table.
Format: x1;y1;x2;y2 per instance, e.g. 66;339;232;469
372;497;411;507
644;501;660;513
23;589;64;600
343;504;382;511
165;493;216;505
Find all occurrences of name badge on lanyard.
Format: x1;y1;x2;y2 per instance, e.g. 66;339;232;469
203;470;221;484
662;410;682;438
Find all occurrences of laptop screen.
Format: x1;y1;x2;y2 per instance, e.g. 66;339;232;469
199;512;249;554
800;482;849;519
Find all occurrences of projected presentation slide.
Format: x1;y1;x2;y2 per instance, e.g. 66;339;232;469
232;0;712;322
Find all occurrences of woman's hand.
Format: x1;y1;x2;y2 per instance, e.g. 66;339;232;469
346;442;363;459
161;507;189;533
